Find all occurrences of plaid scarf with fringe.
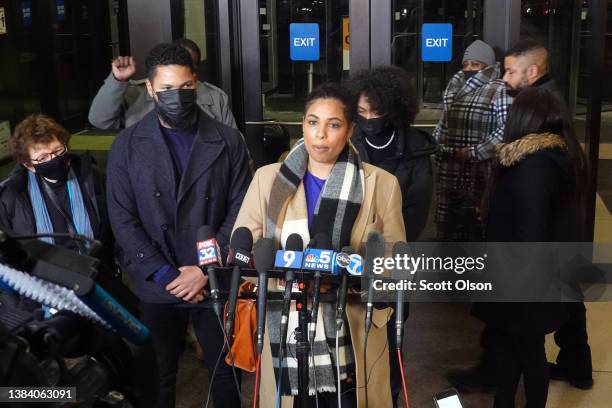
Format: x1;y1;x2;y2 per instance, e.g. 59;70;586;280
266;139;363;395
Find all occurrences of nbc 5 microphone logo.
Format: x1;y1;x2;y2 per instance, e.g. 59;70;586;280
303;249;334;272
305;253;317;263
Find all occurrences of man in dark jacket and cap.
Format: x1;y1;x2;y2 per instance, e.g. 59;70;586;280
502;39;593;390
449;40;593;393
106;43;251;408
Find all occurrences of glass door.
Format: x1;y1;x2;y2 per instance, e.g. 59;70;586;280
0;0;121;132
170;0;222;88
233;0;486;166
391;0;484;107
234;0;357;168
260;0;349;120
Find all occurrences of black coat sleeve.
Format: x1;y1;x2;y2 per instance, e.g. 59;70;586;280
106;133;169;282
216;130;253;254
512;156;561;242
402;156;434;241
0;188;12;230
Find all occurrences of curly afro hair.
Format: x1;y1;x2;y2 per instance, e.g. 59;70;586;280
347;65;418;130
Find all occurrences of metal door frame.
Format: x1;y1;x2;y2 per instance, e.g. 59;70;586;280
229;0;372;167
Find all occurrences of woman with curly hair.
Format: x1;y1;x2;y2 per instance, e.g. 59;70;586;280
348;65;436;407
348;65;436;242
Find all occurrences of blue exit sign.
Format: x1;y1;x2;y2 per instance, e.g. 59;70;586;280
290;23;320;61
422;23;453;62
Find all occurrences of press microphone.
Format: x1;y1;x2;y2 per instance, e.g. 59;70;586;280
274;238;337;274
225;227;253;337
253;238;275;354
273;236;304;271
335;246;355;331
196;225;223;317
309;233;331;345
279;233;304;351
346;252;364;276
364;231;385;336
392;241;412;348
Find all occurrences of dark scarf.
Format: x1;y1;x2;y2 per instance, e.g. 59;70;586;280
265;139;363;395
266;138;364;250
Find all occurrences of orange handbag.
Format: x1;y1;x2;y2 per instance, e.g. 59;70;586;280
223;281;258;372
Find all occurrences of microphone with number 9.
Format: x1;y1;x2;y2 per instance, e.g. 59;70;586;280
279;233;304;353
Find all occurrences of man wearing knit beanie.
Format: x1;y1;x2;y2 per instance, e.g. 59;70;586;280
462;39;496;68
433;39;510;241
433;38;511;398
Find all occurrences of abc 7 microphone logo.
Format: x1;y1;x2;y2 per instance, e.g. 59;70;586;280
335;252;363;276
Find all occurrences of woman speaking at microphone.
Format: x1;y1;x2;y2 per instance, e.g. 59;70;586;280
234;83;406;407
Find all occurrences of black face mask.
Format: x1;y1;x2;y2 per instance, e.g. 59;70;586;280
356;115;387;137
463;70;478;80
154;88;198;131
33;153;70;182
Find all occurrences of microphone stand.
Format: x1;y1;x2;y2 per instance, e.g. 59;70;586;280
294;273;311;408
212;266;378;408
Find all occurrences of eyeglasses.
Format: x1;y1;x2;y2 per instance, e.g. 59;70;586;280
30;145;68;164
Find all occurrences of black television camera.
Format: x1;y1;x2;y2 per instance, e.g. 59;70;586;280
0;229;157;407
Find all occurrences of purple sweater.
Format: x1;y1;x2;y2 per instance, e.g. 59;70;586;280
151;125;197;287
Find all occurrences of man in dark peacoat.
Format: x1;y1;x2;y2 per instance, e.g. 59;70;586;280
106;43;251;408
107;108;251;407
107;109;250;303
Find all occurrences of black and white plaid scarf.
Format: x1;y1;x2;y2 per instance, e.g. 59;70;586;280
266;139;363;395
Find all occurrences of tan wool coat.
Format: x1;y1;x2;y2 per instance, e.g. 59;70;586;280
234;161;406;407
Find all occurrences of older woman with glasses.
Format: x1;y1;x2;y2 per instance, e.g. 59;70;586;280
0;114;112;254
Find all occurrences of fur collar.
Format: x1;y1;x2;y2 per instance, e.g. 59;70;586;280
496;133;567;167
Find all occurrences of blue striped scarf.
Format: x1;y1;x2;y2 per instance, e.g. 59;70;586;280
27;168;94;246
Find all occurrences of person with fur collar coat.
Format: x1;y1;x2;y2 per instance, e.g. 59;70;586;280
474;87;588;408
